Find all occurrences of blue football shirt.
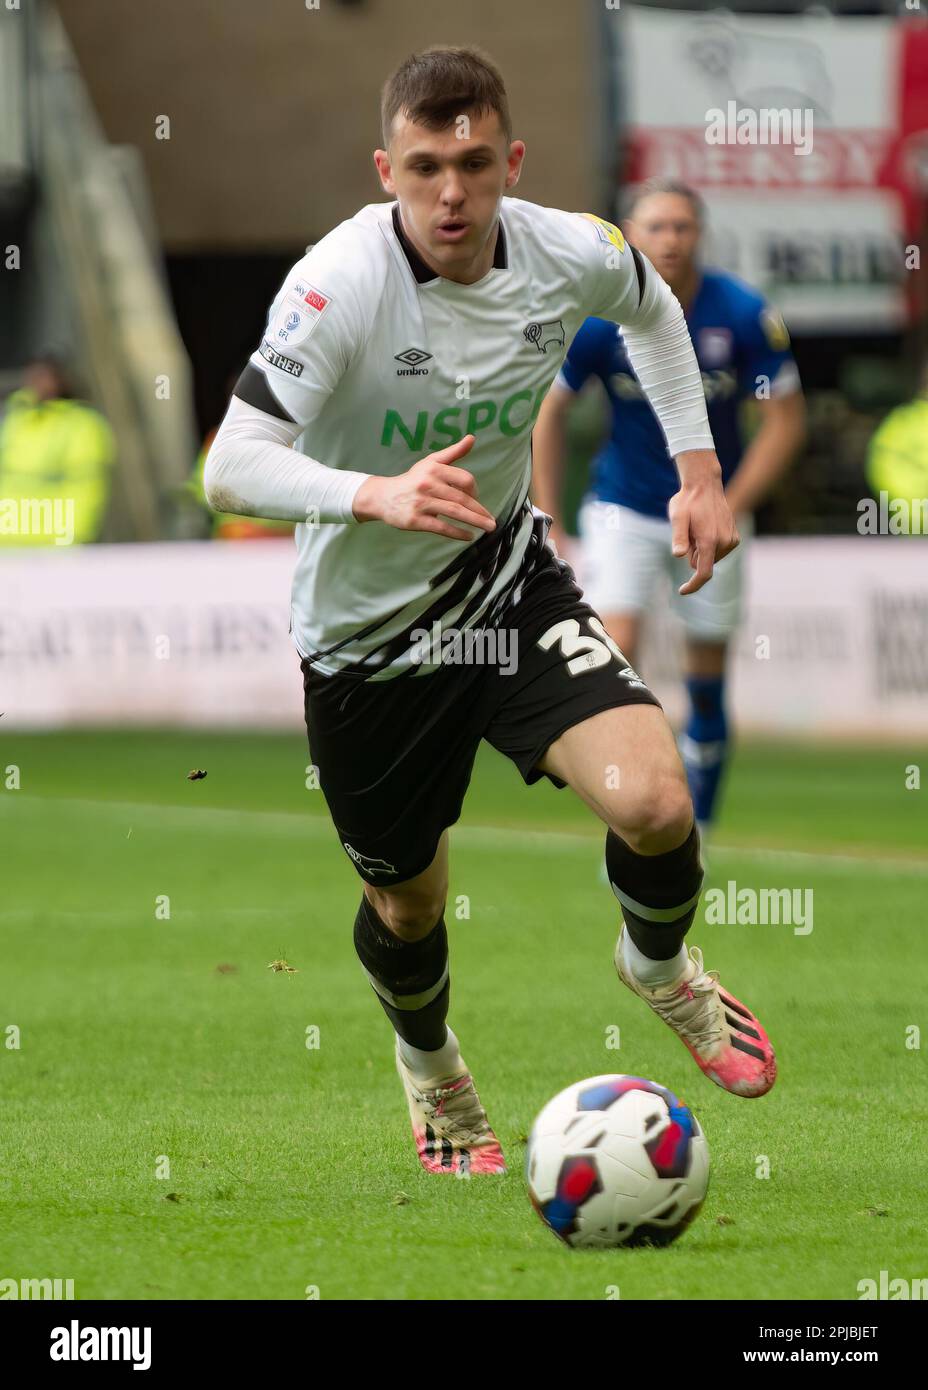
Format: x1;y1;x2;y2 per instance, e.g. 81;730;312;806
558;268;798;519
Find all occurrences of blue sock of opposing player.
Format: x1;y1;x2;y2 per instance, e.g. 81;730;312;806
680;675;729;831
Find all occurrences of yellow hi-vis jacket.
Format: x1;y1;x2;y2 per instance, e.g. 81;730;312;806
0;388;115;546
866;397;928;521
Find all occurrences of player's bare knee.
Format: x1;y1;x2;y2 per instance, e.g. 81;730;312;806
365;886;447;942
609;773;693;855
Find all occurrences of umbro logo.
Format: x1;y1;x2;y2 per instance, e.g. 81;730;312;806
395;347;432;376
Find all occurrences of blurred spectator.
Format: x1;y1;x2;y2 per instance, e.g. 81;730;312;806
866;362;928;530
0;354;115;546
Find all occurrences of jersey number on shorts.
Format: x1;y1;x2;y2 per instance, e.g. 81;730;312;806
537;616;638;678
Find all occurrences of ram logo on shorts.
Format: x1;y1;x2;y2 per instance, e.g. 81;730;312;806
523;319;566;354
343;843;398;876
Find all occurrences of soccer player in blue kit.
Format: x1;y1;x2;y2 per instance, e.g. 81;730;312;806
533;179;807;842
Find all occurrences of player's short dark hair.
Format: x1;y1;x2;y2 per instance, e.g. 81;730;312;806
624;178;705;225
381;46;512;146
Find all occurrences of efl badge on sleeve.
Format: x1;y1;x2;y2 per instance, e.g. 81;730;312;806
271;280;332;347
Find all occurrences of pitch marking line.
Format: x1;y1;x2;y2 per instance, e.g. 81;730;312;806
3;794;927;876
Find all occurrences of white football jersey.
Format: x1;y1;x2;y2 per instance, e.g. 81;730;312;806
237;198;705;677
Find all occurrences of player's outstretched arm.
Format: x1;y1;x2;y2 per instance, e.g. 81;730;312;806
205;403;495;542
723;390;807;518
671;447;740;595
352;434;496;542
619;256;739;595
579;218;738;594
203;396;369;523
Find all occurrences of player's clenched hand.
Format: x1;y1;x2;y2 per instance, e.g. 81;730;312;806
670;450;740;596
352;434;496;541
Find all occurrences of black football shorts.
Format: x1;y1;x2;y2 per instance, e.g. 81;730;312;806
301;522;661;886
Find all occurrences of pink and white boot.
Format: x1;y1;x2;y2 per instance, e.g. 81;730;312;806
395;1041;507;1175
616;929;777;1098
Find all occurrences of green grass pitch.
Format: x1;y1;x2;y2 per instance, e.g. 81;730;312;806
1;729;926;1300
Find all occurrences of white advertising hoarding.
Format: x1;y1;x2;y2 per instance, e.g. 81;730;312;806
0;538;925;738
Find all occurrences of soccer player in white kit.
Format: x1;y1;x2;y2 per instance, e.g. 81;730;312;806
205;47;777;1177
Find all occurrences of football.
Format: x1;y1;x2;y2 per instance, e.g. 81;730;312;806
526;1075;710;1248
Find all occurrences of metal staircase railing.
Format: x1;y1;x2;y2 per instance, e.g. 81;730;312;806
1;0;198;540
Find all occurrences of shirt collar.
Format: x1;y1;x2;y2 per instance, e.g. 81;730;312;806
391;204;507;285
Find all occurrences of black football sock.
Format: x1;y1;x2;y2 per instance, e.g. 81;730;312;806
353;895;449;1051
605;823;703;960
